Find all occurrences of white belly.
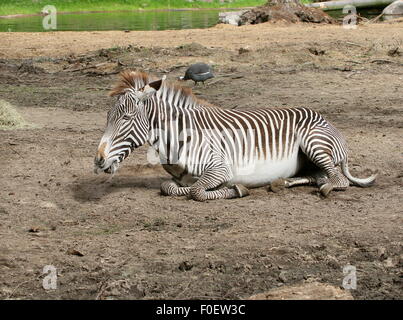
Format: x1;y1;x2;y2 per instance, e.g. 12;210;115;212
230;152;301;187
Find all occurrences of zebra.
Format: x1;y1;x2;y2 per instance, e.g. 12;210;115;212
94;71;377;201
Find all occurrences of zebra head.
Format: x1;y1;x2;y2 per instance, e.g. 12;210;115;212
94;78;163;174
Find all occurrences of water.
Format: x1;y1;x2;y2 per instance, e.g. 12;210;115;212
0;8;385;33
0;10;229;32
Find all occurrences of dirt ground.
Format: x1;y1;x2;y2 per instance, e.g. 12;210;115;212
0;21;402;300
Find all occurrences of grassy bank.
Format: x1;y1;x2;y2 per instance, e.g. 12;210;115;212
0;0;267;16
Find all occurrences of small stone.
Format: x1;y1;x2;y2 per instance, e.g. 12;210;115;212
377;247;387;260
66;248;84;257
179;261;193;271
278;271;287;283
383;257;395;268
40;201;57;209
238;47;250;54
308;47;325;56
326;256;340;269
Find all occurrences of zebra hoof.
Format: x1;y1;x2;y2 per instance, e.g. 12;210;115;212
234;184;250;198
269;179;286;193
319;183;333;197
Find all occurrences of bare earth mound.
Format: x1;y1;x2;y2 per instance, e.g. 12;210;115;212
239;0;335;25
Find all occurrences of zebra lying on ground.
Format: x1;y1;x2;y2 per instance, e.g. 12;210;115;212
94;71;377;201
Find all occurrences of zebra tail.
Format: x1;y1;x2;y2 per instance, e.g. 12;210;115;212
341;159;377;187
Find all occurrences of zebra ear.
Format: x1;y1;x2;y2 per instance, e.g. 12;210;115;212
147;75;166;92
138;76;166;101
148;79;163;91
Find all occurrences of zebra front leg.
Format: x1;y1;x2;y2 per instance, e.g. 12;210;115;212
191;184;249;201
190;167;249;202
160;180;190;197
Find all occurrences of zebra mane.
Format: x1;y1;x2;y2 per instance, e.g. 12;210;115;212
109;70;217;109
109;70;154;96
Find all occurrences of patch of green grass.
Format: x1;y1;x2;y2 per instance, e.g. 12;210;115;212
0;0;267;16
300;0;313;4
0;100;28;130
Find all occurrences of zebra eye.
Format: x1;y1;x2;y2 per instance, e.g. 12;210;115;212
122;114;132;121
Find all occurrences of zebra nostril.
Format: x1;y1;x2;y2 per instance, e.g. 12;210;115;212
95;156;105;167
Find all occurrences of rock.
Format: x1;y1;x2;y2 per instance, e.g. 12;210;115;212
383;1;403;16
219;10;248;26
66;248;84;257
308;47;325;56
178;261;193;271
248;281;354;300
383;257;396;268
377;246;387;260
40;201;57;209
326;255;340;269
278;271;288;283
238;47;250;54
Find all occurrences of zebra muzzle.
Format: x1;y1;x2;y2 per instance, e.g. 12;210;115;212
93;156;119;175
104;160;119;174
94;156;105;174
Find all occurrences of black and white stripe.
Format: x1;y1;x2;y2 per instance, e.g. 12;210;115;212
95;72;376;200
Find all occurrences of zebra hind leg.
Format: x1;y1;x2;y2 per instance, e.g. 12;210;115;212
160;180;190;197
269;168;349;198
317;168;350;197
307;155;350;197
300;120;352;197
